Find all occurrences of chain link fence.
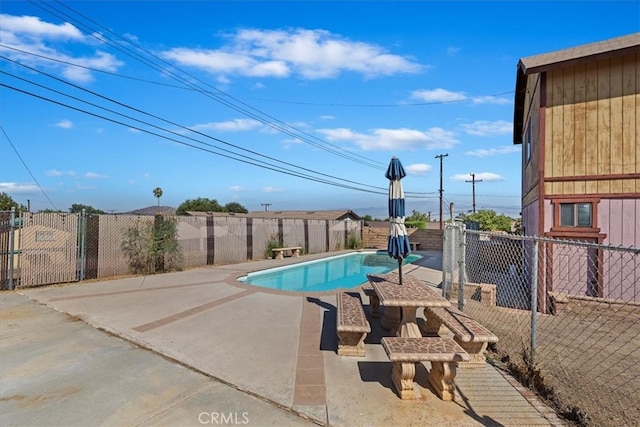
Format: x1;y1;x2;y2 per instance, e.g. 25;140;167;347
0;209;363;290
443;223;640;427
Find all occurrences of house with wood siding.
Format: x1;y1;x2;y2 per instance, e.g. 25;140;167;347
513;33;639;304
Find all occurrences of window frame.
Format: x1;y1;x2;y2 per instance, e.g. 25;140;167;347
550;197;600;234
524;120;532;164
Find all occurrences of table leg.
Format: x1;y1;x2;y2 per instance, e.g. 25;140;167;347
381;306;401;332
398;306;421;338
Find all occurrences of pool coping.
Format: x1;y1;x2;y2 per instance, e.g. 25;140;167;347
224;249;428;297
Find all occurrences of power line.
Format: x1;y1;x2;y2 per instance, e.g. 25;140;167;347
0;44;514;110
0;126;60;211
0;61;389;194
1;53;436;199
26;0;386;171
0;81;387;196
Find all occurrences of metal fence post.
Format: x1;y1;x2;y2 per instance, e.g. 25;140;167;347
530;239;539;366
8;207;15;291
79;209;87;281
442;225;450;298
458;223;466;311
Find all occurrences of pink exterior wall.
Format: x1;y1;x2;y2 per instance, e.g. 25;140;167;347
598;198;639;302
598;198;640;248
539;198;639;303
521;201;538;237
543;199;553;233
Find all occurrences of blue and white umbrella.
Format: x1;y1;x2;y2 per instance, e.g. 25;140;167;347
386;157;411;284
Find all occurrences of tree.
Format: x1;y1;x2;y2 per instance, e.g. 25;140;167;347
406;209;429;222
176;197;223;215
461;209;513;232
223;202;248;213
405;209;430;229
0;193;28;212
153;187;163;209
69;204;105;215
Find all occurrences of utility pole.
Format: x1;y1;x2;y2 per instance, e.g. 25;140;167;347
435;154;449;230
465;173;483;213
260;203;271;211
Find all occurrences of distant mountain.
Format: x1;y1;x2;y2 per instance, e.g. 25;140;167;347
125;205;176;215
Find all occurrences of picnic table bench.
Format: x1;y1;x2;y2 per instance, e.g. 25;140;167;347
336;292;371;357
381;336;469;401
421;305;498;367
271;246;302;260
362;283;380;318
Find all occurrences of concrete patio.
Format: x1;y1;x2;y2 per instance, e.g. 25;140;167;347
1;251;565;426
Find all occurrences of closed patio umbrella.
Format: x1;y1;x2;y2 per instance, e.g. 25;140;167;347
386;157;411;285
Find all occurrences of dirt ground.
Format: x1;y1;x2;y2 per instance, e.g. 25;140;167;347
463;299;640;427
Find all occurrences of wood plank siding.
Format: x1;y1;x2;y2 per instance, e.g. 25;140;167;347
543;52;639;198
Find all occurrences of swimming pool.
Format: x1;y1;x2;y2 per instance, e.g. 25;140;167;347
237;251;422;292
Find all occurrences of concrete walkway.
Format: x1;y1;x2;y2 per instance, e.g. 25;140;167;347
1;251;564;426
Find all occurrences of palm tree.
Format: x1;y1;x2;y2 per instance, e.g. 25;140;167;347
153;187;163;212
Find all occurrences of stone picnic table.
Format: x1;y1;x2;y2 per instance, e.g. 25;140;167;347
366;272;451;338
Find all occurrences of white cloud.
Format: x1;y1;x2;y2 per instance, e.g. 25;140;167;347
83;172;108;179
410;88;467;103
263;186;286;193
190;118;263;132
447;46;460;56
452;172;504;182
161;28;422;80
0;14;124;83
55;119;73;129
45;169;76;177
317;127;459;151
466;146;520;157
470;96;511;105
405;163;433;174
409;89;511;106
0;182;41;194
459;120;512;136
0;14;84;39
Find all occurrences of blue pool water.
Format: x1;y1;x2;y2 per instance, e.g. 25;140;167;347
237;251;422;292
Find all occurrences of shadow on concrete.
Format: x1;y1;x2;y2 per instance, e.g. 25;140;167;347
306;296;337;353
457;387;506;427
356;361;395;393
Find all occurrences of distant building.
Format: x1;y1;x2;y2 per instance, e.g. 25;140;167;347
185;209;362;222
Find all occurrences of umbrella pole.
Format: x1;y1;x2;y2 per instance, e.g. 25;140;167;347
398;257;403;285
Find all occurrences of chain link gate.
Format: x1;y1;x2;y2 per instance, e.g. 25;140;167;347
442;222;640;426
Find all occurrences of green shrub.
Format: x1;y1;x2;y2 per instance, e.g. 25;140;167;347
264;233;283;259
121;215;183;275
405;220;426;229
346;230;363;249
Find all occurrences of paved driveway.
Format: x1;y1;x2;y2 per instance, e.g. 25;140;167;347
1;252;563;426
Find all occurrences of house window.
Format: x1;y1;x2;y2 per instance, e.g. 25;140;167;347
560;203;592;227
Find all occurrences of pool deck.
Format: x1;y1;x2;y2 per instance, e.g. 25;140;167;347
1;250;565;426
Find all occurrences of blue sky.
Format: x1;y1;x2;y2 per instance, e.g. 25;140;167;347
1;1;638;219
